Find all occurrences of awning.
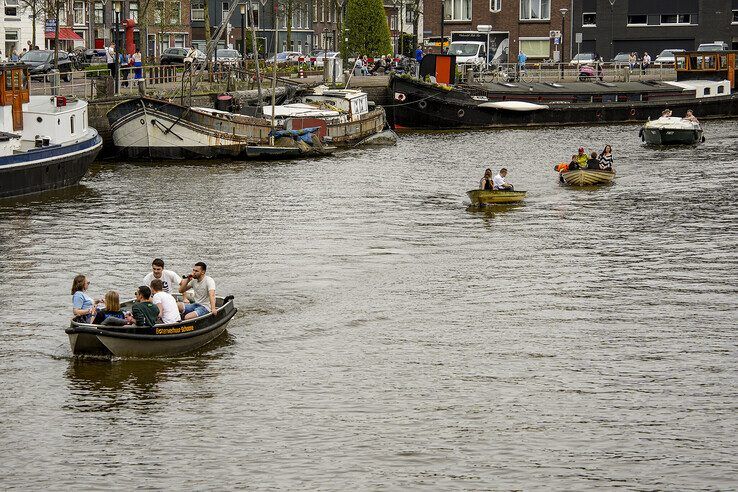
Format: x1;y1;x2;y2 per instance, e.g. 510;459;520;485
45;28;83;41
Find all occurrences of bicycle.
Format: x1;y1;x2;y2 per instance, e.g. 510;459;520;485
517;66;534;83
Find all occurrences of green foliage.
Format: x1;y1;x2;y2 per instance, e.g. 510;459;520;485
345;0;392;57
399;33;416;58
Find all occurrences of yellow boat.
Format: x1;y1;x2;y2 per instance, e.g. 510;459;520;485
561;169;615;186
467;189;527;205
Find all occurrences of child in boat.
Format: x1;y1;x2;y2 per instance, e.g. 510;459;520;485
586;151;600;169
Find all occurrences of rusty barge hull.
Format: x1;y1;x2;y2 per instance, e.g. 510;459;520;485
106;97;273;159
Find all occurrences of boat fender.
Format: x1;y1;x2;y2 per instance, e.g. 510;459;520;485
638;128;644;141
418;100;427;109
629;108;636;118
457;109;465;118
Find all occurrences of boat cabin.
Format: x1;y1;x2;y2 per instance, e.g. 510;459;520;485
0;63;30;132
301;87;369;121
675;51;737;90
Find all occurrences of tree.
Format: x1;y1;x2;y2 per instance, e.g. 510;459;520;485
19;0;44;47
345;0;391;57
285;0;293;50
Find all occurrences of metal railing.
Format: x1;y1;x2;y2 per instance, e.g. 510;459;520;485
463;62;677;85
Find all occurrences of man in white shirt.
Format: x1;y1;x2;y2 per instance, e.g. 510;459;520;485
143;258;181;294
150;279;180;324
493;168;514;191
106;43;116;76
179;261;217;320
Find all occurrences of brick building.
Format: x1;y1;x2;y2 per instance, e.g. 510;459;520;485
423;0;573;63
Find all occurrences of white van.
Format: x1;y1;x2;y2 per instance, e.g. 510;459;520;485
697;42;728;52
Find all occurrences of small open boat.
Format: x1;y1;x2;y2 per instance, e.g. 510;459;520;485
467;189;527;205
66;295;237;357
640;116;703;145
560;169;615;186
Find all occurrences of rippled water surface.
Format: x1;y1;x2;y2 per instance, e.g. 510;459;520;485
1;122;737;489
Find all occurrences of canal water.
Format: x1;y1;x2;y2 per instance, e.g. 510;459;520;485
1;122;736;489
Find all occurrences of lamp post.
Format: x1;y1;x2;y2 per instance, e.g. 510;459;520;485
114;2;121;94
559;7;567;78
240;3;246;67
609;0;616;60
440;0;445;54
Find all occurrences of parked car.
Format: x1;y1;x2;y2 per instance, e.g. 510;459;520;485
311;51;340;67
654;49;686;64
21;49;73;81
611;52;632;63
697;42;728;52
273;51;302;64
569;52;596;66
83;48;108;64
213;49;242;66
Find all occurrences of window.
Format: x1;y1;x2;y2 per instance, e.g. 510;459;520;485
222;2;229;24
94;2;103;23
73;1;84;24
129;1;138;21
58;2;67;24
406;5;413;23
520;0;549;20
490;0;500;12
170;2;180;23
319;0;324;21
5;29;18;40
4;0;18;17
70;115;75;134
627;14;647;25
582;12;595;26
444;0;471;21
313;0;317;22
660;14;691;25
390;14;397;30
519;37;549;57
733;9;738;24
174;34;185;47
191;2;204;20
155;1;162;23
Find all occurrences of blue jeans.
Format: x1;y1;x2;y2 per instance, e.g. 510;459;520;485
183;303;209;317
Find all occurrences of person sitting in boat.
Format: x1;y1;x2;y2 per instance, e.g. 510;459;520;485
493;168;514;191
660;108;673;119
575;147;588;167
179;262;218;320
71;274;101;323
125;285;159;327
586;151;600;170
143;258;181;295
150;279;181;325
598;145;614;170
92;291;126;325
479;168;494;190
683;109;699;124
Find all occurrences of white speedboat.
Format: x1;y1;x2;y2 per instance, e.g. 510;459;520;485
640;116;703;145
0;63;102;198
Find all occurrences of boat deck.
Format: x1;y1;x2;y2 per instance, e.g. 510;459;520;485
468;80;688;96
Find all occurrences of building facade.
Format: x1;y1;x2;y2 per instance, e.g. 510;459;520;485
572;0;738;59
423;0;573;62
191;0;314;56
2;0;44;57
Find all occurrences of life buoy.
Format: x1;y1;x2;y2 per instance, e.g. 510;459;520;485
629;108;636;117
457;109;465;118
394;92;406;102
418;100;427;109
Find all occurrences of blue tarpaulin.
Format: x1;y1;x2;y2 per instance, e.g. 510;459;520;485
270;127;320;145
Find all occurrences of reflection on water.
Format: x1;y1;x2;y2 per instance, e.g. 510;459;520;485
1;122;737;489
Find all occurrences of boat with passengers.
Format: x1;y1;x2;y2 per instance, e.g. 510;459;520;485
0;62;102;198
67;294;237;357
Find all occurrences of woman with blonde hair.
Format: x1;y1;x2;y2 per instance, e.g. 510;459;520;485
92;291;126;325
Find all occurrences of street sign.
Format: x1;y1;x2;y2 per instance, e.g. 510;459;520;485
549;30;561;38
575;32;583;43
554;37;561;45
45;19;56;33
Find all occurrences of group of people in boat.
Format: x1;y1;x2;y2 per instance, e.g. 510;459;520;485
554;145;614;174
660;108;700;124
71;259;218;327
479;168;514;191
